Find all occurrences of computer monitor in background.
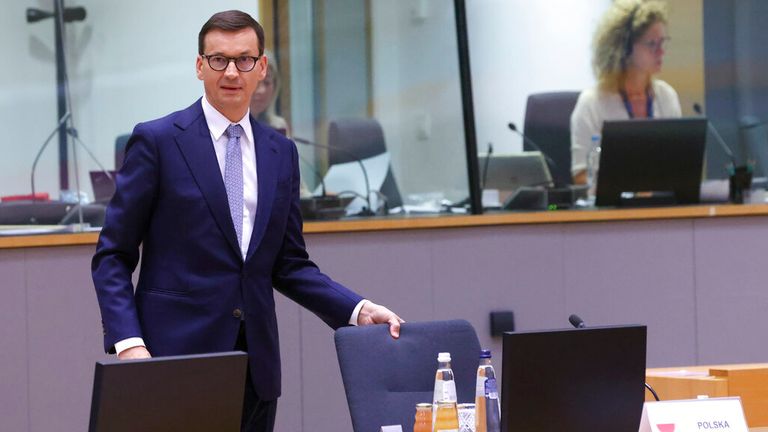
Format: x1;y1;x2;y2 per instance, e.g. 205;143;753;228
479;151;553;192
501;325;647;431
596;118;707;207
89;351;248;432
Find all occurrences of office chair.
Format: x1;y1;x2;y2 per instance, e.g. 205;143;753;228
327;118;403;209
334;320;481;432
523;91;580;186
115;134;130;170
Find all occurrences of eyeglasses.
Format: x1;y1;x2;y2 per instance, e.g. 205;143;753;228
201;54;261;72
638;37;670;53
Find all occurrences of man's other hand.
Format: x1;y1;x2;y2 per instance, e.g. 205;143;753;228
118;346;152;360
357;301;404;339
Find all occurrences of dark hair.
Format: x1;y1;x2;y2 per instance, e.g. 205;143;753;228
198;10;265;56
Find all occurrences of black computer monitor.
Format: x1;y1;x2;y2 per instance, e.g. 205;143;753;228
596;118;707;207
501;325;647;432
88;351;248;432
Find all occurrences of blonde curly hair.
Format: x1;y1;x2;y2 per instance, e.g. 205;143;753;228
592;0;668;91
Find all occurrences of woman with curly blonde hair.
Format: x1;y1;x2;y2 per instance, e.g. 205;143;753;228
570;0;681;184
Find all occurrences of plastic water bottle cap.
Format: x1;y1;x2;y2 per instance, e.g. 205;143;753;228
437;352;451;362
480;349;492;358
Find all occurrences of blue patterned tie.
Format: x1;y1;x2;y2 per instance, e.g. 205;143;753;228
224;124;244;249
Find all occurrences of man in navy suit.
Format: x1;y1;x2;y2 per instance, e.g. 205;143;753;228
92;10;403;432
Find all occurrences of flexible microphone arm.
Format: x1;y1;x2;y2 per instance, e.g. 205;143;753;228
481;142;493;190
31;112;72;200
292;137;375;216
295;152;327;197
507;122;557;169
693;103;736;166
567;313;660;402
739;117;768;131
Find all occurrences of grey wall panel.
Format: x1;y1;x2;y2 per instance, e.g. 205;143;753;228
562;220;698;367
694;217;768;364
24;246;108;432
430;224;568;384
274;293;303;432
0;249;29;432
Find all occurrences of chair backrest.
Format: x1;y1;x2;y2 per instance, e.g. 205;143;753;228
327;118;403;209
334;320;481;432
115;134;130;170
523;91;580;186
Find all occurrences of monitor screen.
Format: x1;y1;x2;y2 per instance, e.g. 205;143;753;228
501;325;647;431
596;118;707;207
88;351;248;432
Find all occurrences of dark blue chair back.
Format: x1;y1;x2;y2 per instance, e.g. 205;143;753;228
328;118;403;209
334;320;481;432
523;91;580;186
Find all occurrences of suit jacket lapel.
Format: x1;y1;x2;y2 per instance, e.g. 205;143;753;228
246;119;279;261
173;100;241;259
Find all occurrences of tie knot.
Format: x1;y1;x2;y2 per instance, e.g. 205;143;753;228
226;124;244;139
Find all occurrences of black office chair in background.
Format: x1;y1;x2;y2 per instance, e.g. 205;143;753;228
115;134;130;170
327;118;403;210
334;320;481;432
523;91;580;186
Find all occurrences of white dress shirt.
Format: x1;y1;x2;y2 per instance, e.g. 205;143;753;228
115;97;366;355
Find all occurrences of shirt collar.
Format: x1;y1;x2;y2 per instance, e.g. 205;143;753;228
201;95;254;145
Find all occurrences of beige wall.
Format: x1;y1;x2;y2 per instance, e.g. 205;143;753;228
661;0;705;116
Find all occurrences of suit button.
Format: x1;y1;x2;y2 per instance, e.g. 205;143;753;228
233;308;243;319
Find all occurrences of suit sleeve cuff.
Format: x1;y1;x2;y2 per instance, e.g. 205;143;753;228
348;299;369;326
114;337;146;356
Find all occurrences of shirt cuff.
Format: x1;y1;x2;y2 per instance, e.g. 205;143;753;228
114;337;146;356
348;299;369;326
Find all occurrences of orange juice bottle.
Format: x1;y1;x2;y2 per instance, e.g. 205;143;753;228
414;403;433;432
434;400;459;432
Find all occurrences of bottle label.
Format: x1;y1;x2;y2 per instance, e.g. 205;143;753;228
476;375;487;397
485;377;499;399
442;380;457;402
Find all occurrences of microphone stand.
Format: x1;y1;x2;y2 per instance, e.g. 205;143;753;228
693;104;752;203
293;137;375;216
27;0;87;191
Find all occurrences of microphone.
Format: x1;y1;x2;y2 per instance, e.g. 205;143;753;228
568;314;586;329
567;313;661;401
693;103;736;166
27;6;86;23
292;137;376;216
507;122;557;169
481;142;493;190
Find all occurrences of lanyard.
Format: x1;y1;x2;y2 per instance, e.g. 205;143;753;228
620;89;654;119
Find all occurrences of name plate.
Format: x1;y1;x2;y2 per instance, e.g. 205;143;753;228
639;397;749;432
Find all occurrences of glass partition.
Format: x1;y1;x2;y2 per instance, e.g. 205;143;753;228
280;0;473;218
3;0;768;235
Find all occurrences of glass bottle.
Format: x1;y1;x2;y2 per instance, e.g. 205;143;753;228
434;400;459;432
414;403;433;432
586;133;601;199
474;349;500;432
432;352;457;421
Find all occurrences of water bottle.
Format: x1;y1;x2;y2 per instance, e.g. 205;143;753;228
586;134;601;199
433;352;457;421
474;350;500;432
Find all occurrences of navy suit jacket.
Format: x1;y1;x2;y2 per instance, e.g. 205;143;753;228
92;99;363;399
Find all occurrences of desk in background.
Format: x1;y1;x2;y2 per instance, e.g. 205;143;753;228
647;364;768;428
